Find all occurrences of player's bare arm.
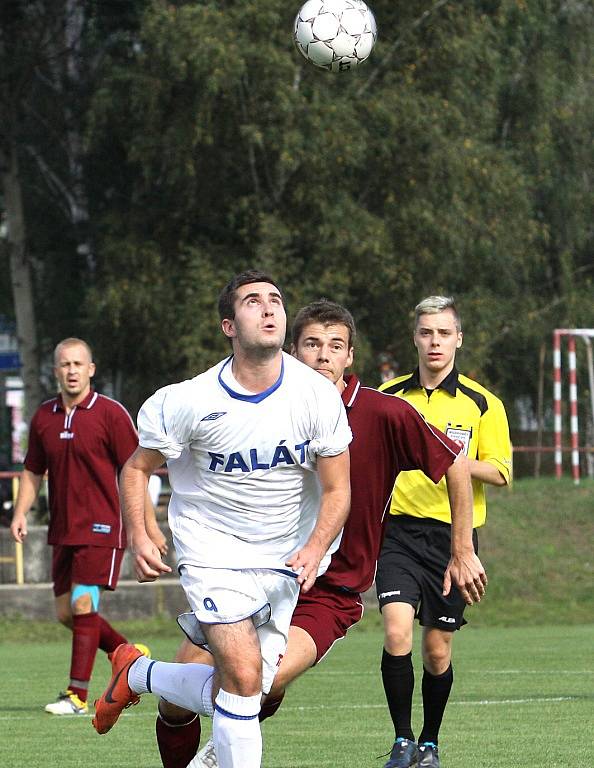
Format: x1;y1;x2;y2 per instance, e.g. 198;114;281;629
143;487;168;556
442;454;487;605
120;446;172;582
286;449;351;592
468;458;508;486
10;469;43;543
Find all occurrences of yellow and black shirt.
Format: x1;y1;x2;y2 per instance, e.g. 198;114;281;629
379;367;512;528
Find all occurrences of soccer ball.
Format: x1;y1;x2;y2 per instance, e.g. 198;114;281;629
294;0;378;72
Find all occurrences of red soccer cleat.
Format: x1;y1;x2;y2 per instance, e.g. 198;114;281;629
92;643;143;734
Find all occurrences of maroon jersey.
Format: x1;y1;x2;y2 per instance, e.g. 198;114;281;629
318;374;462;594
24;389;138;548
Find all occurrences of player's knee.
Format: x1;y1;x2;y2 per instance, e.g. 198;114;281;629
56;606;73;627
422;639;452;674
173;638;211;665
219;663;262;697
383;622;413;655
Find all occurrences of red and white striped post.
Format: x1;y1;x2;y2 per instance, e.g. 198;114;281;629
553;330;563;479
567;335;580;484
553;328;594;483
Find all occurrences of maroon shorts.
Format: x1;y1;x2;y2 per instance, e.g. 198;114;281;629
51;544;125;597
290;581;364;663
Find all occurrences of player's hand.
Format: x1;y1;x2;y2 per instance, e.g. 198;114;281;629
10;512;28;543
443;550;487;606
286;542;324;592
146;523;168;557
129;531;172;583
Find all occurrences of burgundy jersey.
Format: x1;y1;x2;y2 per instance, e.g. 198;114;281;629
318;375;462;594
24;389;138;548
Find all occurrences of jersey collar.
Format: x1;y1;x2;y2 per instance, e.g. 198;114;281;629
402;367;459;396
54;389;98;412
218;355;285;403
342;374;360;409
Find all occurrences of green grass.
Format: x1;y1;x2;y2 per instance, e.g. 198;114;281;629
1;478;593;765
477;477;594;626
1;617;592;767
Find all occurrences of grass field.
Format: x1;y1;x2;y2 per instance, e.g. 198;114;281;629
1;616;592;768
1;478;593;766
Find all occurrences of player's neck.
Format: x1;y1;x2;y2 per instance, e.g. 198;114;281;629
61;386;91;412
418;361;455;390
231;349;283;393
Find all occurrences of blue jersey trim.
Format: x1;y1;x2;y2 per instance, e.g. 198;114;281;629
218;356;284;403
271;568;299;579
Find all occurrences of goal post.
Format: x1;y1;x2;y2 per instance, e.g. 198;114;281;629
553;328;594;484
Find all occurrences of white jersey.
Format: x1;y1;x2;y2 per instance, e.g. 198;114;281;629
138;352;352;571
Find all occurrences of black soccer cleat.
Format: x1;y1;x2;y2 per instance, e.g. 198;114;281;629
383;738;418;768
417;742;440;768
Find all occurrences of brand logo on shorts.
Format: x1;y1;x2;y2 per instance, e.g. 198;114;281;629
202;412;227;421
203;597;218;611
438;615;456;624
379;590;401;599
60;431;74;439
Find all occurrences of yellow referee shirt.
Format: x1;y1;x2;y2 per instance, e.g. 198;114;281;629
379;367;512;527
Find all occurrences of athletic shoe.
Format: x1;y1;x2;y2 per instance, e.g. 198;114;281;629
92;643;142;734
383;738;418;768
133;642;151;658
418;742;440;768
45;690;88;715
187;738;217;768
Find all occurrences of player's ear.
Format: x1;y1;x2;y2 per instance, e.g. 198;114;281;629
89;362;96;378
221;318;235;339
346;347;354;368
456;331;463;349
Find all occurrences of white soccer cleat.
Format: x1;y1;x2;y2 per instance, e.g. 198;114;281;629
44;690;88;715
187;737;218;768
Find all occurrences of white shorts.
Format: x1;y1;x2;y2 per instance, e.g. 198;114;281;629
178;565;300;694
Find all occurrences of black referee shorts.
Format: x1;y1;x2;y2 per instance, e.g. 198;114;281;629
375;515;479;632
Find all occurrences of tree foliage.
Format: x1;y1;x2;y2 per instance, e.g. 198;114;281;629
1;0;593;430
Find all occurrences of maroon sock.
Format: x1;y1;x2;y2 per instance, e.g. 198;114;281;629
259;691;285;722
70;612;100;700
156;713;202;768
98;614;127;654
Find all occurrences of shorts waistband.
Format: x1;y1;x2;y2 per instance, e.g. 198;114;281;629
388;514;452;529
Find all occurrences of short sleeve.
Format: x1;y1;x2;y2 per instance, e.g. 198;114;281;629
137;383;196;460
23;412;47;475
108;402;139;468
308;381;352;458
478;395;512;483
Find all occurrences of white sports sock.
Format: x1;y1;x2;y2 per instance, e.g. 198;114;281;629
128;657;215;716
213;689;262;768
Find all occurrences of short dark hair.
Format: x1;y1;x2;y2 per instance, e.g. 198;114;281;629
217;269;286;321
291;299;356;348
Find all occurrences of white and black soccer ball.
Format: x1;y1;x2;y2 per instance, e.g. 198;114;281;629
294;0;378;72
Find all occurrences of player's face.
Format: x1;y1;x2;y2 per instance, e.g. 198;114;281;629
222;282;286;354
54;343;96;403
292;322;353;390
414;309;462;378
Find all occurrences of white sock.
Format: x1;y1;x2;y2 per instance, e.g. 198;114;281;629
213;689;262;768
128;657;215;716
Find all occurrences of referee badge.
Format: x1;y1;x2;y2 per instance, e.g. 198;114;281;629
445;425;472;455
